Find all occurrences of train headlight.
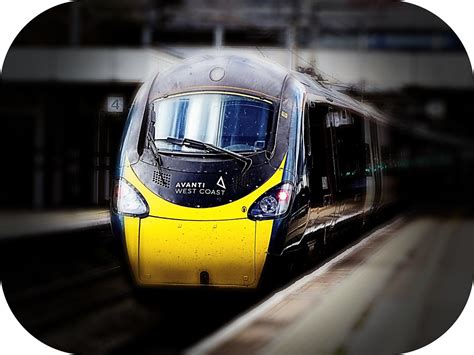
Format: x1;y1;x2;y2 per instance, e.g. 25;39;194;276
248;182;293;220
260;196;278;214
112;178;149;217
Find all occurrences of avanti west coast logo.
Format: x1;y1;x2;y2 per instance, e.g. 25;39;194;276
175;176;226;196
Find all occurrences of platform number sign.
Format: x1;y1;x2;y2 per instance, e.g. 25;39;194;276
107;96;124;113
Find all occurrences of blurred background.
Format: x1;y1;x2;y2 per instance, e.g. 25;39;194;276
0;1;473;354
1;0;473;210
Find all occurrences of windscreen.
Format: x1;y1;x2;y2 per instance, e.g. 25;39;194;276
150;93;274;153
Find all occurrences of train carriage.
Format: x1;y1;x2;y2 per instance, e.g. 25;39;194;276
111;54;397;288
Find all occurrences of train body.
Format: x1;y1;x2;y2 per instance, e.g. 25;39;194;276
111;54;401;288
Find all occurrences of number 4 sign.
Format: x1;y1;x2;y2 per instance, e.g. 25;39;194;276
107;96;124;113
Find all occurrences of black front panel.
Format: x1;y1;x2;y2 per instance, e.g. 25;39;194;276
132;152;283;208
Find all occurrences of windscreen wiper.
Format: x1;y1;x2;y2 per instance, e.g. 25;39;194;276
164;136;253;174
146;132;163;166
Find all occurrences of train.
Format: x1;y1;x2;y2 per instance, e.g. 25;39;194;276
110;53;438;289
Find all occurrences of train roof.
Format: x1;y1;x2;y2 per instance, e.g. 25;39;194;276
146;53;468;148
148;53;289;102
148;53;390;123
149;54;400;126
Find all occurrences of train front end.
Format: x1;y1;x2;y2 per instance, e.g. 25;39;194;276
111;55;300;288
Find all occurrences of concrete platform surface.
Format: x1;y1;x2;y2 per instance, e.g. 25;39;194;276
188;215;473;355
0;209;110;240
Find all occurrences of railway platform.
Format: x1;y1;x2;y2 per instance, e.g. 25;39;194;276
0;209;110;240
188;213;473;355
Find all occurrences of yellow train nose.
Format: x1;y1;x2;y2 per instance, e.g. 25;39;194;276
120;156;285;288
138;218;257;287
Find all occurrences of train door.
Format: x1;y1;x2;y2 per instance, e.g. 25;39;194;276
330;109;367;228
286;103;312;242
304;102;339;244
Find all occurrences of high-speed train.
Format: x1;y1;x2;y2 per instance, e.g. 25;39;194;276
111;54;401;289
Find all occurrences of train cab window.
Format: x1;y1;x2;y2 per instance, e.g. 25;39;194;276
150;92;274;153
